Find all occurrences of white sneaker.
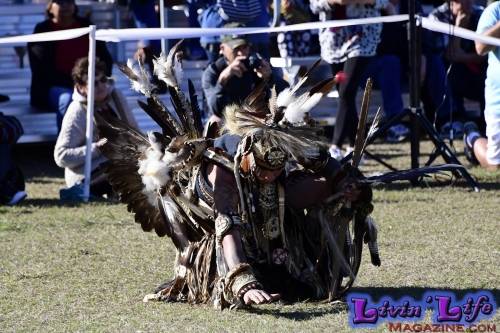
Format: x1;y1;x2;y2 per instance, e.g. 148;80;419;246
329;145;344;160
7;191;27;206
346;146;366;165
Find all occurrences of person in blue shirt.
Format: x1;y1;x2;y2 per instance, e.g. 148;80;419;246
197;0;271;62
463;1;500;170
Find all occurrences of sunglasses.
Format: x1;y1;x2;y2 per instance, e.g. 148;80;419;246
93;76;109;86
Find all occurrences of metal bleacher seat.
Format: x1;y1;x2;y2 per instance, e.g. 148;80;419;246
0;2;366;143
0;2;176;143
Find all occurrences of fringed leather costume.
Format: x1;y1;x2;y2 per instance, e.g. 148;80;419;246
96;41;462;309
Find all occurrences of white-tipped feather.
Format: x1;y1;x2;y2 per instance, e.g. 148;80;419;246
359;107;383;158
283;92;322;124
276;88;294;108
173;54;183;85
298;92;322;115
365;107;383;141
127;59;154;96
153;52;184;88
162;196;182;224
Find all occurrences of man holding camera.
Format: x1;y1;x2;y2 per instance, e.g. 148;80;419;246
202;33;286;129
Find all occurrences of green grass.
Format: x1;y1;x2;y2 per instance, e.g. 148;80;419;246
0;141;499;332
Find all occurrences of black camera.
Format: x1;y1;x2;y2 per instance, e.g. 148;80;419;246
243;53;262;70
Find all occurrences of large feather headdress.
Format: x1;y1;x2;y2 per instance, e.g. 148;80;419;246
224;61;343;168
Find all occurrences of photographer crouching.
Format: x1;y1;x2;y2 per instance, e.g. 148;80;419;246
202;30;288;135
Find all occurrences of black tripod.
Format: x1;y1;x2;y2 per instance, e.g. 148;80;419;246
364;0;479;192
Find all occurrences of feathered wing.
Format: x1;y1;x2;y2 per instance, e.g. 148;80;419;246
95;111;171;237
103;41;209;239
137;97;184;137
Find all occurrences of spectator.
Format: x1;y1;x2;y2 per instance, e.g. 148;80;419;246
130;0;162;65
276;0;320;58
202;32;288;131
130;0;205;93
362;0;415;143
310;0;395;160
54;57;139;199
129;0;168;93
28;0;113;130
463;1;500;170
0;109;26;206
427;0;487;137
198;0;271;62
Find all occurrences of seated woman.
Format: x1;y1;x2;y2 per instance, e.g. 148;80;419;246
28;0;112;130
54;57;139;199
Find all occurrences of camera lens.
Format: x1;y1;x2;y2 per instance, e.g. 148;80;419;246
248;54;261;70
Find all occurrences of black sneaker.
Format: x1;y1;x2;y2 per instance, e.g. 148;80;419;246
463;121;479;165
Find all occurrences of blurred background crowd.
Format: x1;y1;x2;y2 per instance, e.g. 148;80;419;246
1;0;499;204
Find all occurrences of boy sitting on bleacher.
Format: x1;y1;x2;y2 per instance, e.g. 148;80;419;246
54;57;138;200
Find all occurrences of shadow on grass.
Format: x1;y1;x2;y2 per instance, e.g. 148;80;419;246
247;301;347;321
351;287;500;306
13;143;62;180
245;287;499;322
20;198;118;207
370;179;500;192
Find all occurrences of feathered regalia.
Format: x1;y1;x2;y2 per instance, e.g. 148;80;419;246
96;42;462;309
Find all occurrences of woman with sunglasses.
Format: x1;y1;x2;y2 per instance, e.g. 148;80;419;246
28;0;113;131
54;57;138;200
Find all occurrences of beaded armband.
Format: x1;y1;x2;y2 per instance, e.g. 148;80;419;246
215;213;242;243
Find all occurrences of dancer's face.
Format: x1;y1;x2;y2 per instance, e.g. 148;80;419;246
243;153;283;184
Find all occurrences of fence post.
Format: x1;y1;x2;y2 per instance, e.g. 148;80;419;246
159;0;166;54
83;25;97;202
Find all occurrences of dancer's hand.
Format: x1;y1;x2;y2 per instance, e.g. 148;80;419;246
243;289;280;305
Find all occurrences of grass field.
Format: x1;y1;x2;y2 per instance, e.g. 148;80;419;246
1;140;499;332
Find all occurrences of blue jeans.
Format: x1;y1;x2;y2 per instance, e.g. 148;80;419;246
130;0;161;55
423;54;452;126
363;55;404;120
0;143;11;181
48;86;72;131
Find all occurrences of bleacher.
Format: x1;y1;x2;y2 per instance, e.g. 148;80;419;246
0;2;384;144
0;2;197;143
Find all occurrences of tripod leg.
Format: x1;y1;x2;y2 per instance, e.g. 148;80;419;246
364;151;399;172
415;110;479;191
